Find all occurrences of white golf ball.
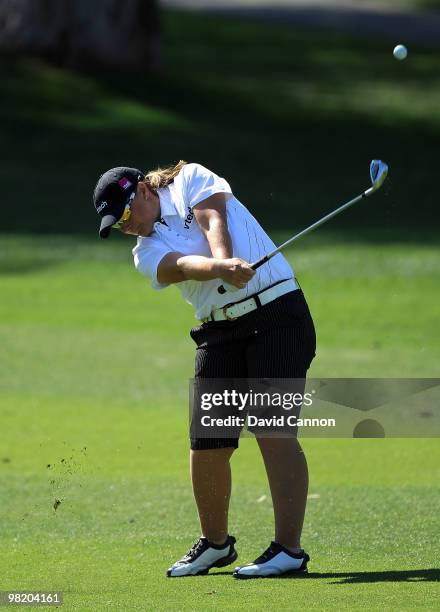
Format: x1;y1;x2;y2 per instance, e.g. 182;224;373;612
393;44;408;61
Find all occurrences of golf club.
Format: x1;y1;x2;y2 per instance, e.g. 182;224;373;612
218;160;389;295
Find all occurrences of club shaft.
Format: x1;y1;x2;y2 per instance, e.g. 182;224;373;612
251;187;372;270
217;182;378;294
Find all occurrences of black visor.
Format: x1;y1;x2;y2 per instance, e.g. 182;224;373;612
99;214;119;239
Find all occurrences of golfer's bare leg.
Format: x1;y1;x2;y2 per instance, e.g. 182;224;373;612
256;437;308;550
190;447;235;545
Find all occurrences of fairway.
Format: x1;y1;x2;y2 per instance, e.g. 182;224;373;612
1;236;439;610
1;2;440;609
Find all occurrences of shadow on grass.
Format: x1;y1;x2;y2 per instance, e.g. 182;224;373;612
1;10;440;236
0;259;60;276
308;568;440;584
209;568;440;582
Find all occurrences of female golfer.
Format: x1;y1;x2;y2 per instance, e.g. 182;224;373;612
93;161;316;578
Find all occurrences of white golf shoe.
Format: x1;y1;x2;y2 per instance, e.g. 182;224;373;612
167;535;237;577
233;541;309;579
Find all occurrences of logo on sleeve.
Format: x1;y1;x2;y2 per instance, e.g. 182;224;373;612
184;206;194;230
97;201;108;213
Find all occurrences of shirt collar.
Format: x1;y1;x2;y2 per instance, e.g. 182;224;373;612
158;185;178;217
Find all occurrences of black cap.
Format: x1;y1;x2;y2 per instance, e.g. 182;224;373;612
93;167;144;238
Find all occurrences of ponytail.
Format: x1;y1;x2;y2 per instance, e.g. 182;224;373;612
144;160;187;190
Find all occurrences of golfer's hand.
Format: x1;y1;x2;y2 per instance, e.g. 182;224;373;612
217;258;255;290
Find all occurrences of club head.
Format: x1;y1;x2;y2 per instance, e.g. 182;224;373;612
370;160;388;191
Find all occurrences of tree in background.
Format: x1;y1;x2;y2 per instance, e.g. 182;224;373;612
0;0;162;69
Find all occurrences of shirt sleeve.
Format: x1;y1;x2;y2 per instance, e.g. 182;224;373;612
183;163;233;209
132;239;171;290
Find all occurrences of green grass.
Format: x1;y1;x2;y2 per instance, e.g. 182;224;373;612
1;6;440;609
1;236;439;610
1;10;440;235
386;0;440;9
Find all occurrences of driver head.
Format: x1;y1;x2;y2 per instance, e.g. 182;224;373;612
370;160;388;191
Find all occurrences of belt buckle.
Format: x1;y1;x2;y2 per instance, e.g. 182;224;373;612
222;304;237;321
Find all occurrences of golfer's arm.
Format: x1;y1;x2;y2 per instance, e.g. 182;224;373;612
157;194;234;285
193;194;233;260
157;193;232;285
157;253;223;284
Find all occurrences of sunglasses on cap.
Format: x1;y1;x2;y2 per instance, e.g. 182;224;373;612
112;192;136;230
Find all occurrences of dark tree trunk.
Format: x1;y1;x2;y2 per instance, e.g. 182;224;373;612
0;0;162;70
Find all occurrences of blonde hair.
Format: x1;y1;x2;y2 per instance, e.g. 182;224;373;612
144;160;187;190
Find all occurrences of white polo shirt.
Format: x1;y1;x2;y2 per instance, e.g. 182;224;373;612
132;163;294;320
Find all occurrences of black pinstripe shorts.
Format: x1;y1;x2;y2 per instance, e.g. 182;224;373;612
189;288;316;450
